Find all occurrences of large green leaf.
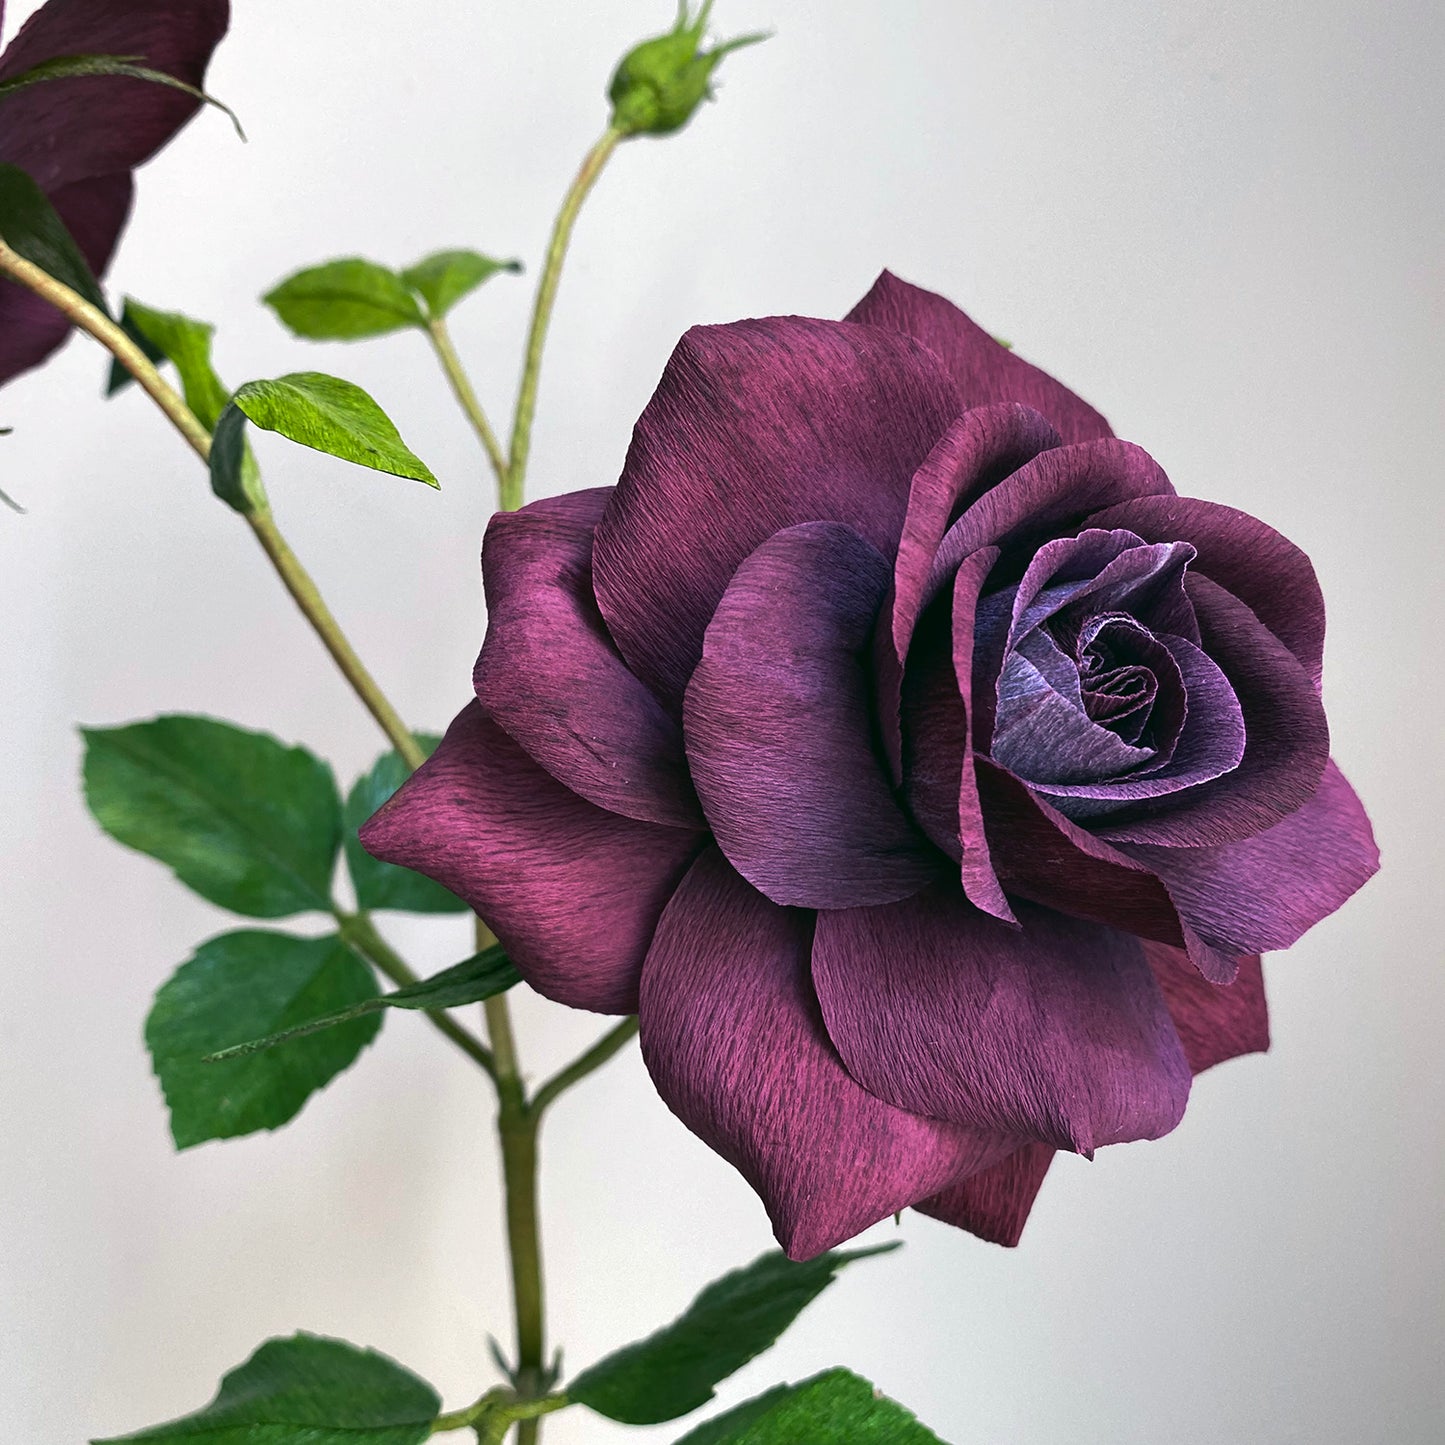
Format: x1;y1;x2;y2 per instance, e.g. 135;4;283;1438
233;373;437;486
82;715;342;917
147;931;380;1148
0;162;108;313
204;947;520;1061
568;1244;899;1425
93;1332;439;1443
344;738;466;912
672;1371;946;1445
401;249;521;320
264;258;425;340
116;298;229;428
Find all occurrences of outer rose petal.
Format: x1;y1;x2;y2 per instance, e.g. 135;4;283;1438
592;316;962;713
0;0;230;190
846;271;1114;445
1144;942;1269;1076
639;847;1013;1260
813;889;1192;1155
474;488;703;829
359;701;703;1014
0;170;130;384
1126;761;1379;954
915;1143;1056;1248
684;521;940;910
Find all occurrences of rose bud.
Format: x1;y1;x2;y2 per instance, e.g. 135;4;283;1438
608;1;767;138
362;272;1378;1260
0;0;230;388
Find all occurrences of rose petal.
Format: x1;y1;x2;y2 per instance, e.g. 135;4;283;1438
1087;494;1326;689
0;0;230;191
914;1143;1055;1247
474;488;703;829
684;522;940;909
1143;942;1269;1076
639;847;1012;1259
359;700;702;1013
813;887;1191;1154
1125;760;1379;953
846;270;1114;445
592;315;962;713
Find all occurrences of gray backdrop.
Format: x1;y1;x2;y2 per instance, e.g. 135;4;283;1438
2;2;1441;1441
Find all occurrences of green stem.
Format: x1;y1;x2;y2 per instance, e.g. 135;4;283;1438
430;1390;569;1441
338;913;496;1078
426;317;510;496
503;127;622;510
530;1018;639;1119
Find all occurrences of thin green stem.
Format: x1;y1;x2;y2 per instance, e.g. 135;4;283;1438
337;913;496;1078
503;126;622;510
426;317;510;495
430;1389;568;1441
530;1018;639;1119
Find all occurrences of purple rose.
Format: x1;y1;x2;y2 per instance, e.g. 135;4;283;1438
0;0;230;386
362;272;1378;1259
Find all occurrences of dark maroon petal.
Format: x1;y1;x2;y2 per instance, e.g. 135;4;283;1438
1143;942;1269;1076
0;0;230;190
359;701;702;1014
914;1143;1055;1248
592;316;962;714
684;522;940;909
639;847;1012;1259
1087;494;1326;689
0;169;129;385
474;488;703;830
1095;575;1329;846
846;271;1114;445
813;888;1191;1154
1125;761;1379;954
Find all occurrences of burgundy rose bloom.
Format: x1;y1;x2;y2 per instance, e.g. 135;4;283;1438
362;272;1378;1259
0;0;230;386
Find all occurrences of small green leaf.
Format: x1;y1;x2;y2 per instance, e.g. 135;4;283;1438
233;373;437;486
672;1371;946;1445
0;162;108;313
264;258;426;340
569;1244;900;1425
208;400;268;513
147;931;380;1147
344;738;466;912
92;1332;439;1443
402;249;521;320
82;715;342;917
118;298;230;428
105;303;168;396
203;946;520;1061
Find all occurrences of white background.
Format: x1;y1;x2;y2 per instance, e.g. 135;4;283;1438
2;2;1442;1441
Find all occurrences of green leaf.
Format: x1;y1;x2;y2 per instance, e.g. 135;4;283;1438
93;1332;439;1443
208;400;268;514
344;738;465;912
82;715;342;917
569;1244;900;1425
0;162;108;313
118;298;230;428
401;249;521;320
105;302;168;396
671;1371;946;1445
0;53;244;138
147;931;380;1148
203;946;520;1061
233;373;437;486
264;258;426;340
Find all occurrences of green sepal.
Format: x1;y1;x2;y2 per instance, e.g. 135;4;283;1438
233;373;438;486
81;714;342;918
91;1332;439;1443
402;249;521;320
0;162;108;313
264;258;426;340
569;1243;900;1425
203;945;520;1061
146;931;381;1148
672;1370;947;1445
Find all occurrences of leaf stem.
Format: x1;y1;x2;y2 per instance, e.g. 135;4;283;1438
430;1389;569;1440
530;1018;639;1119
503;127;622;510
425;316;510;495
